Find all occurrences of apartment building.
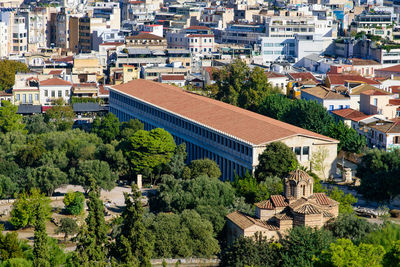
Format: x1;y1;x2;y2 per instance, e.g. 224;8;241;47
349;11;393;40
40;78;72;106
167;26;215;55
12;15;27;55
0;21;8;58
218;23;266;46
21;8;48;53
109;79;339;180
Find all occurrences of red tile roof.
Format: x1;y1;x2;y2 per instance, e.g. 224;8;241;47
40;78;72;86
48;70;63;75
327;74;381;85
254;200;274;209
390;86;400;94
99;85;109;95
111;80;338;145
331;108;371;121
389;99;400;105
270;195;289;208
187;34;214;38
376;64;400;73
52;56;74;63
99;42;124;46
265;72;286;78
127;33;164;40
351;58;380;66
161;75;185;81
313;193;332;206
361;89;390;96
288;72;318;83
186;26;210;30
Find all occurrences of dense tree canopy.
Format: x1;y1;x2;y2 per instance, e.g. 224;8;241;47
71;160;118;191
220;234;281;267
10;189;52;229
232;172;283;203
91;113;120;143
316;238;385;267
325;214;376;244
152;174;250;234
124;128;176;175
183;158;221;179
280;226;335;266
44;100;74;131
0;60;29;91
144;210;219;258
357;149;400;203
0;101;26;134
258;94;366;153
254;142;297;182
210;59;279;111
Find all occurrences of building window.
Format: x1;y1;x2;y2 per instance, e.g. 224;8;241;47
16;94;20;101
294;147;301;155
29;94;32;103
35;94;39;101
58;90;62;97
329;105;334;111
303;146;310;160
51;91;55;97
22;94;26;104
394;136;400;144
374;98;378;106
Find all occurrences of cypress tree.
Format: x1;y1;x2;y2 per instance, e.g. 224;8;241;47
33;201;50;267
113;184;153;266
73;181;108;266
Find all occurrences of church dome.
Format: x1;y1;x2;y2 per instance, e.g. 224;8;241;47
286;169;313;184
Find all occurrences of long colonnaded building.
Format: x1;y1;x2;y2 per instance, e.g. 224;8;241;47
108;79;339;180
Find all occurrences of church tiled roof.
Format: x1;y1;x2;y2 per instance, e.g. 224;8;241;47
254;199;274;209
270;195;288;207
313;193;331;206
293;204;322;215
286;169;312;183
226;211;280;230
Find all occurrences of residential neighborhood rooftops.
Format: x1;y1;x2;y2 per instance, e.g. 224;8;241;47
327;74;381;85
40;77;72;86
376;64;400;73
126;33;165;40
161;75;185;81
111;79;338;145
288;72;318;83
368;120;400;133
265;72;286;78
331;108;371;122
302;86;348;100
361;89;391;96
349;84;380;95
351;58;380;66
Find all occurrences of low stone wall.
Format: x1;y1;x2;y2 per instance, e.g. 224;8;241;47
151;258;219;266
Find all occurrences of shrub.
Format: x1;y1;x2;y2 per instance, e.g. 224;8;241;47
63;191;85;215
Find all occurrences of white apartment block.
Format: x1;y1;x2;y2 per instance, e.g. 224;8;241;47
0;22;8;58
12;15;27;55
167;32;215;55
22;9;48;52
